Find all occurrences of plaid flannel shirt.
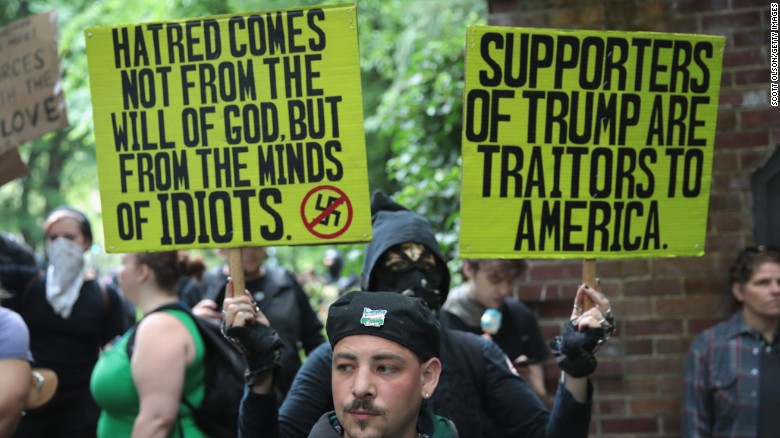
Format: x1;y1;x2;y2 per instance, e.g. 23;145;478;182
682;311;774;438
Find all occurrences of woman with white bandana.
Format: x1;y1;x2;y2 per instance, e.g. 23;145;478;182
0;207;128;437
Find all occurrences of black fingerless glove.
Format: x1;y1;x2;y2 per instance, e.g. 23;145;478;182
550;321;608;378
222;321;284;384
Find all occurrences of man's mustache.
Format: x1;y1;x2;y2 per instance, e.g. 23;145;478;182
345;398;386;416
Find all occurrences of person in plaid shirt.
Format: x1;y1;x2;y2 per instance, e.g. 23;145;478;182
683;246;780;437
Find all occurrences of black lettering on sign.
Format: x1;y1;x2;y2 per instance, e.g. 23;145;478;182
0;96;62;140
665;148;703;198
181;107;216;147
121;67;172;109
259;188;283;240
522;91;640;146
157;190;235;245
256;140;343;186
195;146;250;189
646;95;709;146
288;96;342;140
513;200;662;252
118;150;189;193
224;102;279;144
116;201;150;240
180;60;256;105
112;110;175;151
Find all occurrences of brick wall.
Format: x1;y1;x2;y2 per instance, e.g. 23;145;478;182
486;0;780;436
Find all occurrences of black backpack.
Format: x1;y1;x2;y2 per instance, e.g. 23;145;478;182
126;303;244;438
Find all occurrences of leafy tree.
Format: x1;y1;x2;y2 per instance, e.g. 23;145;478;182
0;0;485;279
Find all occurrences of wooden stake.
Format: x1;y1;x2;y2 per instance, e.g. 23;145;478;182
582;258;597;310
230;249;245;297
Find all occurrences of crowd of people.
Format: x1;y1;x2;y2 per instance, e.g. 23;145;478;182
1;194;777;437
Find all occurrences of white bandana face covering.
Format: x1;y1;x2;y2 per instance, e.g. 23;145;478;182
45;237;86;319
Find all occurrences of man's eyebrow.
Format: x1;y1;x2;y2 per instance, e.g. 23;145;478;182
334;352;358;361
372;353;407;363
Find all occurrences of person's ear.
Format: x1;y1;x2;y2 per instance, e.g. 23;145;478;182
731;282;745;304
420;357;442;400
137;262;152;284
462;262;475;280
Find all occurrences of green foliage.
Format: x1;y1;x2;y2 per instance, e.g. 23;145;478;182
359;1;486;264
0;0;484;281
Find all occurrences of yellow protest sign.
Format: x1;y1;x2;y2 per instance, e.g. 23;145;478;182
460;26;724;259
0;10;68;155
86;4;371;252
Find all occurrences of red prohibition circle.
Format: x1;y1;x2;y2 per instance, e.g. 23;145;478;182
300;185;354;239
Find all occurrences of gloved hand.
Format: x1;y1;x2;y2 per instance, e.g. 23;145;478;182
552;283;616;378
222;319;284;382
550;322;608;378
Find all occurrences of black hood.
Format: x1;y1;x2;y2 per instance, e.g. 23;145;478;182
360;191;451;304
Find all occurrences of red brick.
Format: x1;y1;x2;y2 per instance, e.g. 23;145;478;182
626;338;653;355
733;29;768;46
700;234;741;251
540;321;564;341
487;0;519;14
741;107;780;128
671;0;728;14
516;284;555;303
720;71;733;88
624;278;683;297
536;299;573;318
591;359;624;379
701;11;762;31
626;356;686;375
599;398;627;416
718;88;770;110
710;212;752;232
598;259;651;278
549;6;605;28
715;130;769;149
656;295;729;316
624;318;684;336
732;0;770;8
688;317;724;333
656;337;696;354
654;258;714;276
631;397;680;414
527;261;583;282
662;414;682;434
659;375;686;394
735;68;770;86
611;298;655;318
722;48;765;68
711;150;739;172
665;17;700;33
708;192;743;210
743;149;779;169
716;110;737;131
491;13;547;27
602;418;659;434
598;377;658;395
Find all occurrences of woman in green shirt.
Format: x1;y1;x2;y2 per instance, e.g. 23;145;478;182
91;251;207;437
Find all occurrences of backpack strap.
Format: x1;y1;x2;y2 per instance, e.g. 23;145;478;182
125;302;194;357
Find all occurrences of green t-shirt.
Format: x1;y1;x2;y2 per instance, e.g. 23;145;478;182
90;309;206;437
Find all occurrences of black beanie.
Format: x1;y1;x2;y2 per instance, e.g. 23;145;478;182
327;291;441;362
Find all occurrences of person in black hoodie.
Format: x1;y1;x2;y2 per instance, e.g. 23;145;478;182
181;246;325;402
226;191;615;437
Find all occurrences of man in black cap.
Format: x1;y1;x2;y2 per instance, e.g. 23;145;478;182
224;289;456;437
227;191;615;437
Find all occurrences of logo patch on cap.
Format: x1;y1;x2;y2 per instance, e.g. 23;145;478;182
360;307;387;327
